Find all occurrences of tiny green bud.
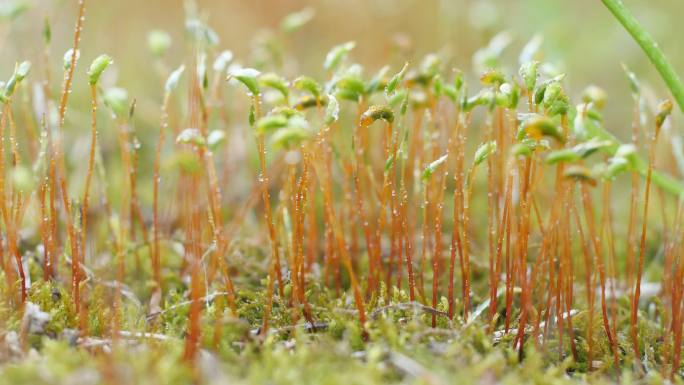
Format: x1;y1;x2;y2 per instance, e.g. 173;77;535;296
43;16;51;45
464;89;494;112
519;34;543;65
563;165;597;186
384;152;396;173
165;65;185;93
293;76;322;99
249;104;256;126
581;85;607;110
621;63;641;100
147;30;172;57
572;139;614;158
103;87;129;118
511;142;533;157
545;149;580;165
0;1;29;21
269;106;301;119
270;126;309;149
3;61;30;100
400;92;409;115
655;99;673;130
280;7;315;34
212;50;234;73
453;69;464;91
185;19;219;46
521;114;564;143
259;72;289;99
480;69;505;87
422;154;448;181
366;65;390;95
334;74;365;102
229;68;261;96
293;95;327;110
15;60;30;80
176;128;206;146
87;54;112;85
324;41;355;72
360;105;394;127
255;115;288;135
63;48;80;71
11;165;33;192
604;157;630;179
473;141;497;166
385;62;409;97
324;94;339;126
499;82;520;109
420;54;441;81
207;130;226;151
616;143;637;159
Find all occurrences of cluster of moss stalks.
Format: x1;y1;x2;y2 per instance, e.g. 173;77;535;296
1;1;684;384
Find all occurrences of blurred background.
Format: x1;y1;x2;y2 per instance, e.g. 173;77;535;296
0;0;682;137
0;0;682;203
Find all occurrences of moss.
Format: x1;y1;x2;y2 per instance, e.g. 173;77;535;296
26;281;77;336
